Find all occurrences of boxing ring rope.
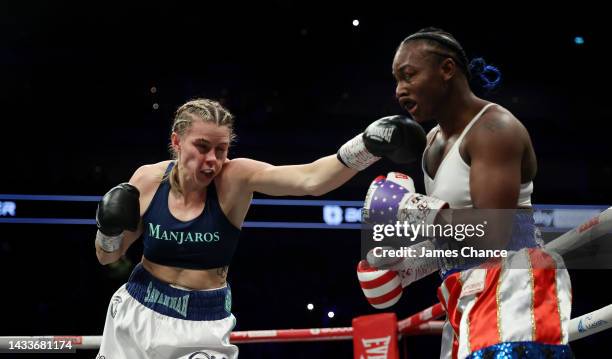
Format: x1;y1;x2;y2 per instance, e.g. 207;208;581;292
1;207;612;351
1;302;611;350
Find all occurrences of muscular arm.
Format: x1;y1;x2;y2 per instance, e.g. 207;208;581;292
463;112;529;250
468;113;525;209
231;155;358;197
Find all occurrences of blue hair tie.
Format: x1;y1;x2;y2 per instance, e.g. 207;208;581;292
469;57;502;91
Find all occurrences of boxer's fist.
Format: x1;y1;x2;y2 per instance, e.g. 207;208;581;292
363;116;426;164
96;183;140;236
366;243;440;287
356;260;403;309
362;172;415;224
337;116;426;170
362;172;448;225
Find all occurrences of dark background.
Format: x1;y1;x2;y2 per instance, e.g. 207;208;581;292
1;2;610;358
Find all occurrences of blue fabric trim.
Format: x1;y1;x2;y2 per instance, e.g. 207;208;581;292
126;264;231;321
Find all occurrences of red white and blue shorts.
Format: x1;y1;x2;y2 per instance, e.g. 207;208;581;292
437;248;573;359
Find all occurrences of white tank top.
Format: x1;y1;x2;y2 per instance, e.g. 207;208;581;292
422;103;533;209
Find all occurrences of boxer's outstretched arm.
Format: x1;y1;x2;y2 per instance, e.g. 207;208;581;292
234;115;426;196
235;155;357;197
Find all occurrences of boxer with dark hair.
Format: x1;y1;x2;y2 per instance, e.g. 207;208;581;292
357;28;572;358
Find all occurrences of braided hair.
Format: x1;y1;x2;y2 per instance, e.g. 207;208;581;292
402;27;502;92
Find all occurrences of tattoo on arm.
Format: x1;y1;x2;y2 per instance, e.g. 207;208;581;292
483;116;507;133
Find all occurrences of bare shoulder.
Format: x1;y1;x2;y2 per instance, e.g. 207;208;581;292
129;160;172;195
473;105;527;136
215;158;266;221
462;105;531;161
218;157;272;181
468;105;529;146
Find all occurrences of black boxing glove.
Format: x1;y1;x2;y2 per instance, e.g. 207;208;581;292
363;116;427;164
95;183;140;252
337;115;426;170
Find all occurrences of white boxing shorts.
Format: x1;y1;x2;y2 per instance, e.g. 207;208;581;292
97;263;237;359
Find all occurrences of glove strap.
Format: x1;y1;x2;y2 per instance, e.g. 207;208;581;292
367;241;440;288
395;241;440;287
337;134;380;171
96;230;123;253
398;193;449;226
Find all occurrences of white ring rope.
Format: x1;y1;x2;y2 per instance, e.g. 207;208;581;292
0;303;610;350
